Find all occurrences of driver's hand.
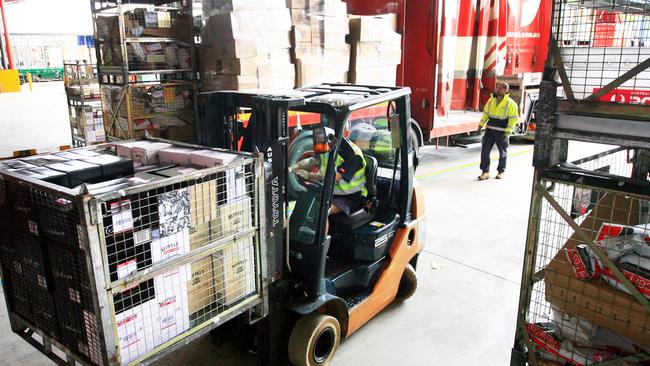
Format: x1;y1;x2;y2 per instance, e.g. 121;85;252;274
295;169;310;180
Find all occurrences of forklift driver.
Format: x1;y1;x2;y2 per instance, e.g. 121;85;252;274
290;126;368;217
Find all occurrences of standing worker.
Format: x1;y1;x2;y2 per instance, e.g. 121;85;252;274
477;81;519;180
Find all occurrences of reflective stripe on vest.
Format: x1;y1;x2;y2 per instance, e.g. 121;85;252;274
320;143;367;197
486;99;511;131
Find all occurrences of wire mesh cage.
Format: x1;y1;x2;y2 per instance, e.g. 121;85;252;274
0;140;265;365
100;82;195;141
553;0;650;101
92;1;194;76
514;145;650;365
64;61;105;147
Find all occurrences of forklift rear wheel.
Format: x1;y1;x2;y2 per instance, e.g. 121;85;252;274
288;313;341;366
394;264;418;302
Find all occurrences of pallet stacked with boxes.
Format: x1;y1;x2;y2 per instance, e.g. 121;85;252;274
288;0;350;87
199;0;294;91
91;0;197;142
0;140;264;365
348;14;402;86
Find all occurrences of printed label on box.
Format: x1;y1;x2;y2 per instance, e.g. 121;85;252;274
158;188;190;236
187;256;215;314
151;229;190;264
134;229;152;245
216;197;252;237
110;199;134;235
117;259;138;280
214;234;257;305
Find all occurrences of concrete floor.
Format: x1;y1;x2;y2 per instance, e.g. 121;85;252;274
0;82;605;365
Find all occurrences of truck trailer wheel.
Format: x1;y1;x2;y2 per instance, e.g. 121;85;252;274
288;313;341;366
394;264;418;302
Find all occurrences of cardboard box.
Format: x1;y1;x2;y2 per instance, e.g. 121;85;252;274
349;15;395;42
151;228;190;264
205;11;259;42
216;57;258;76
288;0;309;9
257;8;292;33
351;41;402;67
543;193;650;346
190;149;239;167
152;266;190;345
203;73;258;91
256;50;292;65
158;147;196;166
189;181;217;229
190;222;213;250
187;256;216;314
258;63;296;80
201;40;258;60
114;299;158;365
214;233;257;305
291;24;312;45
349;65;398;86
214;197;253;237
130;142;174;165
290;10;309;25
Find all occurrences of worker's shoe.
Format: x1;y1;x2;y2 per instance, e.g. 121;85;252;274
496;172;504;179
478;172;490;180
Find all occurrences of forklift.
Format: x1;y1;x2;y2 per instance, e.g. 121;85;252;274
197;84;427;365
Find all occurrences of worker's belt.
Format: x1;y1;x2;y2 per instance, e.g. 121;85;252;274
486;117;508;131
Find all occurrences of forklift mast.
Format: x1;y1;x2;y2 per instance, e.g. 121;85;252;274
198;91;304;282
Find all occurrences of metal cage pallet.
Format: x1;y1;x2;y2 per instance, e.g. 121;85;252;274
511;0;650;364
64;61;105;147
90;0;198;142
0;140;268;365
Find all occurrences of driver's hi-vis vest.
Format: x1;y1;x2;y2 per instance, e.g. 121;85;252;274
321;142;367;197
479;94;519;134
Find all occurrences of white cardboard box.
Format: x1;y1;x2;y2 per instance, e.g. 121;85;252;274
189;150;239;167
214;233;257;305
151;228;190;264
115;300;158;365
158;147;196;166
130;142;174;165
152;265;190;345
114;141;143;159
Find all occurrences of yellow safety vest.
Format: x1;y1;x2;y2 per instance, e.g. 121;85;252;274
479;94;519;134
321;142;367;197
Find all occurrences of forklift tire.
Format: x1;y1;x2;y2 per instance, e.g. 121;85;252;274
394;264;418;302
288;313;341;366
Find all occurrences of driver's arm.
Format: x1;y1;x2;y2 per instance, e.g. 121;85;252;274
292;157;318;171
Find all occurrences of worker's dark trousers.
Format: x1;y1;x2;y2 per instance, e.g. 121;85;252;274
480;128;509;173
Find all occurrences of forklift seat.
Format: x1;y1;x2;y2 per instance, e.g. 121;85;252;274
330;155;378;232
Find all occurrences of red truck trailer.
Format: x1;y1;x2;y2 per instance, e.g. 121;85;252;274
344;0;552;144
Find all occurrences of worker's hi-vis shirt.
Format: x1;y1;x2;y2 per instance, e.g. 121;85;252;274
479;94;519;134
321;139;367;197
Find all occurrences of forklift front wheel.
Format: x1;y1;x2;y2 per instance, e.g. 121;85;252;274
394;264;418;302
288;313;341;366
